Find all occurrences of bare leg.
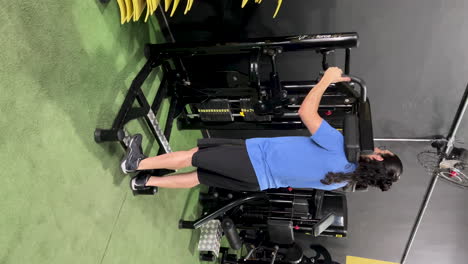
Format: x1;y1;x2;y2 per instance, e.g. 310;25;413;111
145;171;200;188
137;147;198;170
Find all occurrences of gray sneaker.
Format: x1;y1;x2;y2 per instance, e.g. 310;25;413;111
130;173;151;190
130;173;157;195
120;134;146;174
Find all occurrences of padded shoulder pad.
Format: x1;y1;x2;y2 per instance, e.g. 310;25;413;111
343;114;360;163
358;100;375;154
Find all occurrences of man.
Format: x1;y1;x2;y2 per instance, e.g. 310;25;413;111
121;67;403;193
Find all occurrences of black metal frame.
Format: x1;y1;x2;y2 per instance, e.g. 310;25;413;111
179;189;347;236
94;30;375;195
94;59;174;154
161;33;362;131
95;33;358;141
95;32;373;153
181;187;346;264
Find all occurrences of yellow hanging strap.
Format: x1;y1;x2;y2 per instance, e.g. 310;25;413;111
273;0;282;18
273;0;283;18
124;0;134;22
184;0;189;14
117;0;127;24
188;0;194;10
144;0;152;22
133;0;146;21
184;0;192;14
170;0;180;16
142;0;160;22
154;1;160;14
165;0;173;12
241;0;249;8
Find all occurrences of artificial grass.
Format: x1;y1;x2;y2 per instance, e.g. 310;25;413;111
0;1;202;264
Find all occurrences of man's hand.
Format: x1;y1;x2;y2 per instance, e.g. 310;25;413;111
298;67;350;135
321;67;351;84
374;147;395;156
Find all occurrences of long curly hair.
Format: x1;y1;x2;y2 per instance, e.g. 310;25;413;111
321;154;403;191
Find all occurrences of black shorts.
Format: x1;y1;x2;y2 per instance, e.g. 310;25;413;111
192;142;260;191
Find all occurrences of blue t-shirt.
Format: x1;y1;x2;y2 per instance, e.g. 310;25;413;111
245;120;356;191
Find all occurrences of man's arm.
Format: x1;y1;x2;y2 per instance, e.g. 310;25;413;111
298;67;350;134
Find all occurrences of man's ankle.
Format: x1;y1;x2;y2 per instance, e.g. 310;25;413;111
145;176;156;187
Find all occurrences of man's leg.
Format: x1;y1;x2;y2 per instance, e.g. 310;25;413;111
137;147;198;171
143;171;200;188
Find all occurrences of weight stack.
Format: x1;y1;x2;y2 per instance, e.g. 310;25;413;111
198;99;234;122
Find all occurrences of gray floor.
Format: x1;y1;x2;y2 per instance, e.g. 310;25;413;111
167;1;468;263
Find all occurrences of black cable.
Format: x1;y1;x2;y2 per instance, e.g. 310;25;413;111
98;192;128;264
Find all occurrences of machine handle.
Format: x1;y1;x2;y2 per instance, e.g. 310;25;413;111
318;72;367;102
345;75;367;103
221;218;242;250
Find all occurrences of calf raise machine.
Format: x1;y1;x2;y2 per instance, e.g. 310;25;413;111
94;32;373;151
95;32;375;263
95;32;375;190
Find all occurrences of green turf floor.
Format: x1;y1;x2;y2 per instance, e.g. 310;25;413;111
0;1;203;263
